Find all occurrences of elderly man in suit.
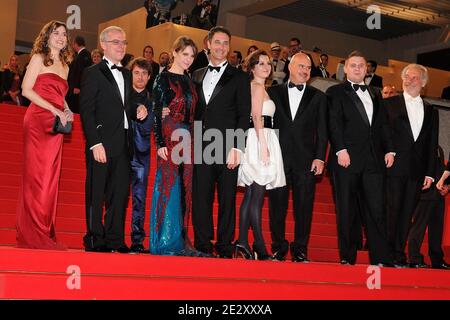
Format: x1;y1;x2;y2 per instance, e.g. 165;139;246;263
384;64;438;267
80;26;148;253
267;52;328;262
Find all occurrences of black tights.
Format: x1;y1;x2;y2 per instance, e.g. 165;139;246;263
238;182;268;254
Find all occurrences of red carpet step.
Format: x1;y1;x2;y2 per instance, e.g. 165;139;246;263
1;247;450;300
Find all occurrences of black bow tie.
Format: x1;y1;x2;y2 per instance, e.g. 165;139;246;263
353;84;367;92
288;82;304;91
208;65;222;72
364;75;372;79
111;64;125;72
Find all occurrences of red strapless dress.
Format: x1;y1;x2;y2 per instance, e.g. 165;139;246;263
16;73;68;250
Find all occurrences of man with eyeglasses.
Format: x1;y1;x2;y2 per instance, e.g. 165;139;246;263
267;53;328;263
80;26;148;253
327;51;394;267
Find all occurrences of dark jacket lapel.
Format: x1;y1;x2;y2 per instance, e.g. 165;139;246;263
99;60;124;107
344;81;370;127
208;64;234;105
398;95;415;142
197;67;208;107
280;83;293;121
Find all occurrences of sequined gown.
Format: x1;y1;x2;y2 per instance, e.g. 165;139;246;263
150;71;198;255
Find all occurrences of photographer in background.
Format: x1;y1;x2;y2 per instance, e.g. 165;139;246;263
190;0;218;30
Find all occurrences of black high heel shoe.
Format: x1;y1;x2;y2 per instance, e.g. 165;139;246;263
233;242;254;260
253;244;273;261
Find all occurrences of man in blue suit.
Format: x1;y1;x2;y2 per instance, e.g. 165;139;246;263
129;58;155;253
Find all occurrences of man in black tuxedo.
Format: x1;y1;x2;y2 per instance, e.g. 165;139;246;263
80;26;148;253
407;146;450;269
365;60;383;89
384;63;439;267
318;54;330;78
268;53;328;262
192;26;251;258
327;51;395;266
67;36;92;113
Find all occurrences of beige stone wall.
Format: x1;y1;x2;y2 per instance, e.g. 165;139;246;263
98;9;272;61
0;0;18;68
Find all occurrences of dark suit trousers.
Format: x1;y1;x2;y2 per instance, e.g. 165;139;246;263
67;93;80;114
332;169;391;264
407;197;445;265
387;176;422;263
84;142;131;250
268;168;315;256
192;162;238;256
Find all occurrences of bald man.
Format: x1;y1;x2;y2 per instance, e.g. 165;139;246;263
268;53;328;262
382;85;396;99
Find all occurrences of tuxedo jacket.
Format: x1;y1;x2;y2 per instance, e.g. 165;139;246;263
192;64;251;152
80;60;136;158
189;50;209;74
318;66;330;78
384;94;438;180
268;83;328;172
327;81;394;174
367;74;383;88
68;48;92;93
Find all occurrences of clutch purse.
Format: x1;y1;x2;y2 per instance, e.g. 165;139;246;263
52;116;72;134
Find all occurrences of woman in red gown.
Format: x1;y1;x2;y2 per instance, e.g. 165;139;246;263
16;20;74;250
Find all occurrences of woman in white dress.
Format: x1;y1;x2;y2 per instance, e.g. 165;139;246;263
236;50;286;260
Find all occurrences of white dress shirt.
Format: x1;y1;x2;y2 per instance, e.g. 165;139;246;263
336;80;373;156
203;60;228;105
90;58;128;151
104;57;128;130
287;81;306;120
348;80;373;125
403;92;424;142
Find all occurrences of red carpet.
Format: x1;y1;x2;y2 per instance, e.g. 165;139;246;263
1;103;450;299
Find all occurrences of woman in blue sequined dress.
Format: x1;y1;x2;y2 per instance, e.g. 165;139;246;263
150;36;198;255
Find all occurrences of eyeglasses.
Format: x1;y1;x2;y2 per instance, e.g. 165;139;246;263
103;40;128;46
298;64;312;70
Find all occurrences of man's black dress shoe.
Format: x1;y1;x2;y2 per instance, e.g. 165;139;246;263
109;245;131;253
271;251;286;262
408;262;429;269
393;261;408;268
431;262;450;270
291;252;310;263
374;262;395;268
130;244;147;254
340;259;355;265
216;251;233;259
85;245;110;253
